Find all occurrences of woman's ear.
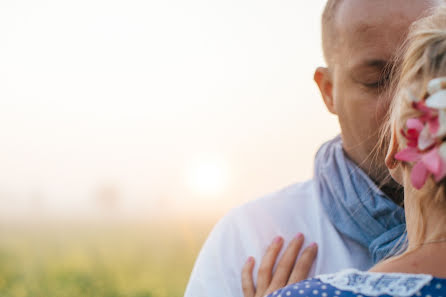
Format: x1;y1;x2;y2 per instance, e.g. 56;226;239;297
385;126;400;170
314;67;336;115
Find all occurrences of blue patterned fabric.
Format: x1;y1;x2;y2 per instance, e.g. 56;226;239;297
314;136;406;263
267;271;446;297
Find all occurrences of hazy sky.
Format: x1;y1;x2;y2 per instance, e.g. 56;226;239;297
0;0;339;219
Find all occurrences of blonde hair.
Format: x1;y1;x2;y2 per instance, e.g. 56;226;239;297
386;4;446;250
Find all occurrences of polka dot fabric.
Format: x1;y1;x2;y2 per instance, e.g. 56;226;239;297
267;277;446;297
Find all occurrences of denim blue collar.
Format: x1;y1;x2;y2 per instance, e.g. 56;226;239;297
315;136;406;263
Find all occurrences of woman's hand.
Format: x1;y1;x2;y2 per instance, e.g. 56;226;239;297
241;234;318;297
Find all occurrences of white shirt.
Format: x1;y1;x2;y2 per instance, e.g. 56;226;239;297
184;180;374;297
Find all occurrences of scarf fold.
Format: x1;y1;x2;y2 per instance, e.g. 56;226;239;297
315;136;406;263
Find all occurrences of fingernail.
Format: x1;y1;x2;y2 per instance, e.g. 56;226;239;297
295;232;303;239
274;236;283;244
310;242;318;248
246;256;254;264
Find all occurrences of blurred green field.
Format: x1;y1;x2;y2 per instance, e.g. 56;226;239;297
0;218;215;297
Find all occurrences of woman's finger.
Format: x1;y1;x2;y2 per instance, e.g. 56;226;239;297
256;236;284;294
267;233;304;292
288;243;318;284
241;257;256;297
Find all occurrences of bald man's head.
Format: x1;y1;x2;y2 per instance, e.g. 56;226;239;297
321;0;440;66
315;0;441;188
321;0;342;66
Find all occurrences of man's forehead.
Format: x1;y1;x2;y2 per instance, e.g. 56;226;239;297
335;0;436;37
333;0;437;67
339;24;400;68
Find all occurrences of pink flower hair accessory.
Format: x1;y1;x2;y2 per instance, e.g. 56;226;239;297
395;77;446;189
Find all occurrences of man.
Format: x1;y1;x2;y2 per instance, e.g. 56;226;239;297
185;1;441;296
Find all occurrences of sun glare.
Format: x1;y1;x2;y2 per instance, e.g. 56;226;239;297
186;157;229;197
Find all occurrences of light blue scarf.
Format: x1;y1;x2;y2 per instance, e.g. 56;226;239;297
315;136;406;263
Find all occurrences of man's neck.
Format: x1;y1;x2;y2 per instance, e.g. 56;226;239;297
342;145;404;206
380;183;404;206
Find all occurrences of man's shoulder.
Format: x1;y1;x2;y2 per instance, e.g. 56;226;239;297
207;179;322;247
195;178;321;263
224;179;318;224
184;178;372;297
248;179;315;206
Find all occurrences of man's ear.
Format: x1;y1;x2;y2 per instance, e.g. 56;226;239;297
314;67;336;115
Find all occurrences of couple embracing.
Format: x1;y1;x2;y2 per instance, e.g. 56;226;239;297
186;1;446;297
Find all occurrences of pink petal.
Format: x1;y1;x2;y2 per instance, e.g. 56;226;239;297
421;148;441;175
429;117;440;134
413;101;432;115
406;118;424;132
434;159;446;182
411;161;429;190
395;147;421;162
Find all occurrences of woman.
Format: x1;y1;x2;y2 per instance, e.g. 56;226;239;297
242;5;446;297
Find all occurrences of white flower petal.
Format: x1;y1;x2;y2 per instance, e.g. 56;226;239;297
439;143;446;160
425;90;446;109
418;125;436;150
437;110;446;138
427;77;446;95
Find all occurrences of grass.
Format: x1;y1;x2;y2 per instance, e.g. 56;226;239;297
0;218;215;297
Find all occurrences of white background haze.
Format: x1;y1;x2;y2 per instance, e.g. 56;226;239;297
0;0;339;220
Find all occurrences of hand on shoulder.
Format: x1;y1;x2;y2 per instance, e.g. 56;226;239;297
241;234;318;297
